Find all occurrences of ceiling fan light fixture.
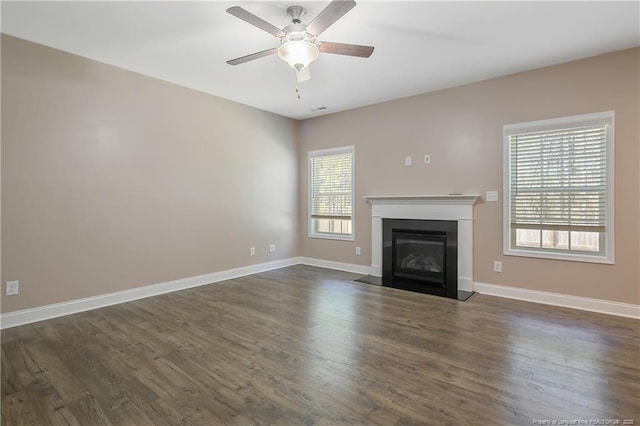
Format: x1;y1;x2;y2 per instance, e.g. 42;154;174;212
278;40;320;70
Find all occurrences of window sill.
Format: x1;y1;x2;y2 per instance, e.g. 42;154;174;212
308;233;354;242
504;248;614;265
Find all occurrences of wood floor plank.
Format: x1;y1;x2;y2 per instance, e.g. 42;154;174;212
27;340;91;405
66;395;113;426
2;265;639;425
1;340;82;426
46;324;157;426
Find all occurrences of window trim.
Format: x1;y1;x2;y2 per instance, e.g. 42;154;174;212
502;111;615;264
308;145;355;241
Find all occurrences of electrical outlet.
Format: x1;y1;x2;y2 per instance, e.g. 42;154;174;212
486;191;499;202
424;155;431;164
355;246;361;256
269;244;276;253
6;281;19;296
493;261;502;273
250;247;256;256
405;156;412;166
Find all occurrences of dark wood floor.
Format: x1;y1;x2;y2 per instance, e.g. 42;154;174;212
2;265;639;425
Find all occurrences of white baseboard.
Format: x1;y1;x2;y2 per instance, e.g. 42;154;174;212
0;257;299;329
474;282;640;319
298;257;372;276
4;260;636;329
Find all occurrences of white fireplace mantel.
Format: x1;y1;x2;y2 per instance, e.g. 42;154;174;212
364;194;479;205
364;194;479;292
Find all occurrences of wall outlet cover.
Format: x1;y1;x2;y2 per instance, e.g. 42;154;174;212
405;156;412;166
486;191;499;202
6;281;19;296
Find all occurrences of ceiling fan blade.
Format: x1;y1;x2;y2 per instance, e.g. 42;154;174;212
306;0;356;36
318;42;374;58
296;67;311;83
226;48;278;65
226;6;286;38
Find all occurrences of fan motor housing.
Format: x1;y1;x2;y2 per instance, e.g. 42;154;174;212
283;24;309;41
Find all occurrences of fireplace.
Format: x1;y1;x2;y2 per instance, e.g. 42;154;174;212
383;219;458;299
364;194;479;298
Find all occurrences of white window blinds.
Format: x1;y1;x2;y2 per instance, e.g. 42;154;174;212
503;111;614;263
309;147;354;239
509;125;607;232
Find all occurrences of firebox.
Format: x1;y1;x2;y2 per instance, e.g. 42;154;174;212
382;219;458;299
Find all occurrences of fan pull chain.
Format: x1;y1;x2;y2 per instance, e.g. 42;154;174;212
296;85;301;100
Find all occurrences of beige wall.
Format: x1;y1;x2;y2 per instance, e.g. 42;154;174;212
1;35;299;313
299;48;640;305
2;35;638;315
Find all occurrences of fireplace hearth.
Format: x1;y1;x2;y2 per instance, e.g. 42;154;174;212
383;219;458;299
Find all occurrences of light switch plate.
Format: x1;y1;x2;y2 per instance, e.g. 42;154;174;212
405;156;412;166
486;191;499;202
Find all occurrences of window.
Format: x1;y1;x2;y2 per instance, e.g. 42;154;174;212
309;146;354;240
503;111;614;263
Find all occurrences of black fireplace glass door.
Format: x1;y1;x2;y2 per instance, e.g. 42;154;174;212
382;218;458;299
392;232;446;286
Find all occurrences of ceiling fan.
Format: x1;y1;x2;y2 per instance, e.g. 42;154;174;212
225;0;374;84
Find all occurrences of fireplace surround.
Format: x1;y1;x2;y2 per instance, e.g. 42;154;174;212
364;195;479;296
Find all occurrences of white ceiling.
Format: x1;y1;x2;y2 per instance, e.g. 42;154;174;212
2;1;639;120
